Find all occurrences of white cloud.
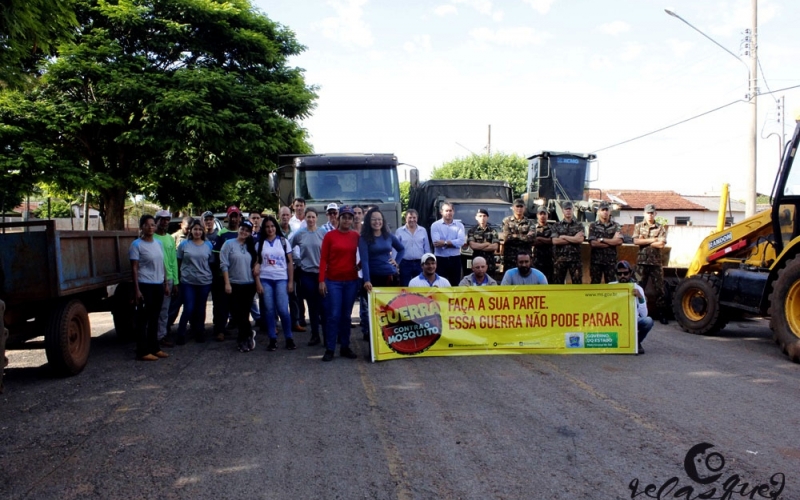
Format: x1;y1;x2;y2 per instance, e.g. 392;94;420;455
620;42;644;61
403;35;432;53
469;26;549;46
452;0;503;21
598;20;631;36
522;0;556;14
707;0;778;38
667;38;694;58
590;55;612;70
434;4;457;16
316;0;373;48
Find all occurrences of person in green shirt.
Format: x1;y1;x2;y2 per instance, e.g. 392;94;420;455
154;210;180;347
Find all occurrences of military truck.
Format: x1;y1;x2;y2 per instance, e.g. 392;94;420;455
408;179;514;275
269;153;409;231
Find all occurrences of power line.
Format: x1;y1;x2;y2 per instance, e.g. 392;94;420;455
590;83;800;154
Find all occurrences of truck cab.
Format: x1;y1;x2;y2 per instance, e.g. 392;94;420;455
270;153;406;230
524;151;599;221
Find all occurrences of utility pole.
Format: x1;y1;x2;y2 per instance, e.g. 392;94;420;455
487;124;491;156
745;0;758;216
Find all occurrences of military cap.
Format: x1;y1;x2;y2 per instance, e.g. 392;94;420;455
644;204;656;213
536;205;547;214
598;201;610;210
513;198;525;207
476;208;489;216
561;201;573;210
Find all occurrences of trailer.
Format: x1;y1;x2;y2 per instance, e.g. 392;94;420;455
0;221;137;375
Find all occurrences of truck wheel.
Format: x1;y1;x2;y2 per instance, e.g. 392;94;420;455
44;299;91;376
672;274;727;335
112;282;136;342
768;256;800;362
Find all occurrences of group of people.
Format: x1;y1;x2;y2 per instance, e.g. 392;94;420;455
128;197;665;361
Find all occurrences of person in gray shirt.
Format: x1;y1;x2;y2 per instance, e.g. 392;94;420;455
501;250;548;285
220;221;260;352
176;219;214;344
129;214;169;361
290;208;327;346
459;256;498;286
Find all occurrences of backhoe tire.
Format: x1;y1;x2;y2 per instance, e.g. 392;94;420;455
44;299;91;376
768;256;800;362
672;274;728;335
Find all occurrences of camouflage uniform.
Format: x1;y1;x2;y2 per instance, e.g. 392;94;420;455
587;220;621;284
501;215;533;271
553;219;584;284
531;222;554;284
633;220;667;310
467;224;499;275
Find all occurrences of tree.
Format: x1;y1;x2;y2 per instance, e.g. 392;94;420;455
0;0;78;89
0;0;316;229
430;153;528;198
399;181;410;213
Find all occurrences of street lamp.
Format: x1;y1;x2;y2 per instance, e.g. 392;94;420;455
665;8;758;217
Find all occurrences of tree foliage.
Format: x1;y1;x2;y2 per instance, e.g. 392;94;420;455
0;0;78;89
0;0;317;228
33;199;74;219
399;181;410;213
430;153;528;198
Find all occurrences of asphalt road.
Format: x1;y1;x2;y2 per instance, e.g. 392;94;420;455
1;311;797;499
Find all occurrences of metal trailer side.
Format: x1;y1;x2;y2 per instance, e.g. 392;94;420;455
0;221;137;375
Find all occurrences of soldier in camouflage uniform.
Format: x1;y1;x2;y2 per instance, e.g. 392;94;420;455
633;203;668;324
587;200;624;284
531;206;554;284
468;208;500;276
552;201;585;284
501;199;534;272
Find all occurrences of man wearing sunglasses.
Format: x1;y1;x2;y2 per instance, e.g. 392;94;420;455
614;260;652;354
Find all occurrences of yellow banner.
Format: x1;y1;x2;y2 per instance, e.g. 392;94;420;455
369;283;638;362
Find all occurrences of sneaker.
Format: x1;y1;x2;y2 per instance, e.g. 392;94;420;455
292;323;306;333
248;332;256;352
215;332;225;342
340;347;357;359
638;343;646;355
307;335;321;347
154;350;170;358
238;341;250;353
322;349;335;362
286;338;297;350
137;354;159;361
266;339;278;351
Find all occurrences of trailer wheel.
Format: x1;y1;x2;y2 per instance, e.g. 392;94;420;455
44;299;91;376
112;282;136;342
768;256;800;362
672;274;728;335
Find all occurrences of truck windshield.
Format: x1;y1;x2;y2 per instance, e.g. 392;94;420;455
297;167;399;203
450;203;511;230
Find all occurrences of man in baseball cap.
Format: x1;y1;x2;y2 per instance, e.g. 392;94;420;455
322;203;339;232
408;253;451;287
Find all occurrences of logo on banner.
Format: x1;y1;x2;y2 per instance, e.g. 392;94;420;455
566;332;584;348
377;292;443;355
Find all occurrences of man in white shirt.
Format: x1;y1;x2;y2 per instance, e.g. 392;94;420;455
430;202;465;287
615;260;653;354
408;253;451;288
289;197;307;231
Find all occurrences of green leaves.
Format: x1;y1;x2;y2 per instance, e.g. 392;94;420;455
0;0;317;228
431;153;528;198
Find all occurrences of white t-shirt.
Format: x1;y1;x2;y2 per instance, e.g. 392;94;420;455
259;236;292;281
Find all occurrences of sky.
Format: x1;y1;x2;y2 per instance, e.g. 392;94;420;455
252;0;800;200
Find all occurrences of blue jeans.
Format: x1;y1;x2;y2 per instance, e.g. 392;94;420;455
399;259;422;287
638;316;653;343
260;278;293;340
324;279;359;352
178;283;211;340
300;271;324;337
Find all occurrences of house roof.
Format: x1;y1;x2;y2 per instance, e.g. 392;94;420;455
584;189;708;211
682;196;746;212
